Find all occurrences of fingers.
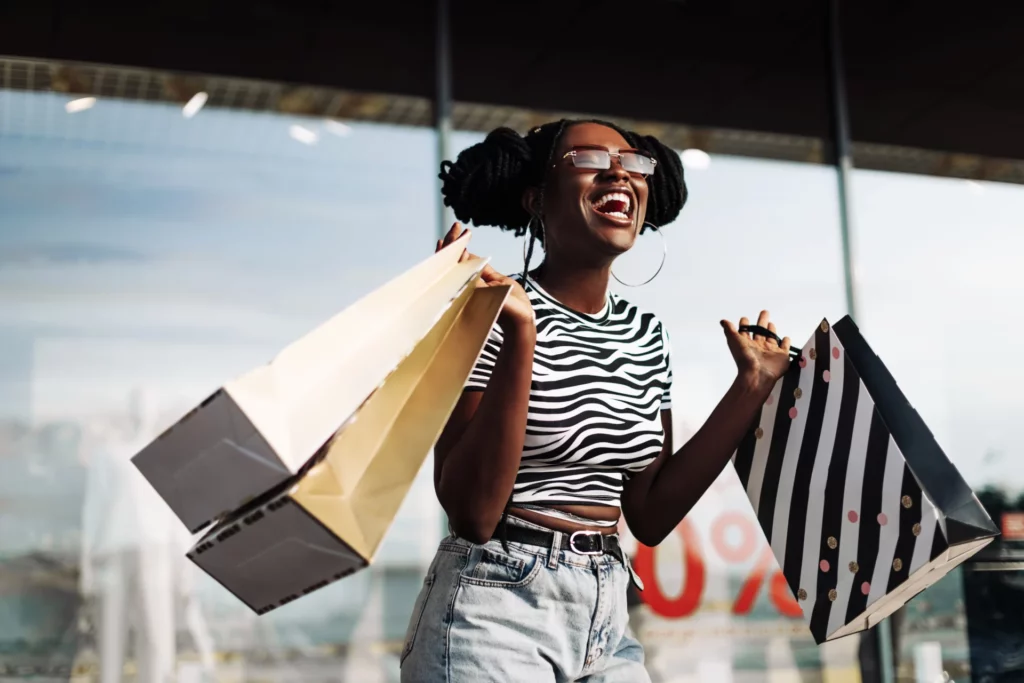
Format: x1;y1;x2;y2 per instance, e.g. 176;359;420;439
720;319;742;342
780;336;792;351
752;310;769;342
727;314;784;343
479;262;504;283
438;223;470;251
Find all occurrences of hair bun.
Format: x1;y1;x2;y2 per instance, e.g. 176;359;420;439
439;127;533;232
637;135;687;228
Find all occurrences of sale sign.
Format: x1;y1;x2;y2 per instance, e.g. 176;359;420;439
620;469;805;623
618;469;864;681
633;513;803;620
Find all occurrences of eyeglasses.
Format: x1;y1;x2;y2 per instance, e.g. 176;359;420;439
558;146;657;177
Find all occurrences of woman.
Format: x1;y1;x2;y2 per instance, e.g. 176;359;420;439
400;119;792;682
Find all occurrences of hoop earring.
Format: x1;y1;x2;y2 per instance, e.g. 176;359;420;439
611;222;667;288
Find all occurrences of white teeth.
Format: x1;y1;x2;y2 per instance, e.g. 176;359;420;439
593;191;631;213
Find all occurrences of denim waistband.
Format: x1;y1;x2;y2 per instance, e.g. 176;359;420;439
444;515;625;570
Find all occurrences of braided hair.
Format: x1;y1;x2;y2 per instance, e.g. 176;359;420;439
438;119;687;273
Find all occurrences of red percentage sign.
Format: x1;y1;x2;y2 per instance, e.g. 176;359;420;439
711;512;802;617
634;512;803;619
632;518;705;618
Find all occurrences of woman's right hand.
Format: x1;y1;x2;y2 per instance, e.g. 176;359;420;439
437;223;535;332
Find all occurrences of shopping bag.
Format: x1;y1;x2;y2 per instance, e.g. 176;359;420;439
732;316;999;643
132;233;490;533
186;276;508;614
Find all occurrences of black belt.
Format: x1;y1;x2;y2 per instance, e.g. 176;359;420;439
492;521;623;560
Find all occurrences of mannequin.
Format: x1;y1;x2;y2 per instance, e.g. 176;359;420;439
80;388;215;682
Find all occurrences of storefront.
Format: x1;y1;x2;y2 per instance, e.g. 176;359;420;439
2;5;1023;679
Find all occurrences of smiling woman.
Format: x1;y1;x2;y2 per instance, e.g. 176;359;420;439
400;119;795;682
439;120;686;286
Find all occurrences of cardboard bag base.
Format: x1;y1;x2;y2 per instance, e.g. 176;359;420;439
189;490;367;615
189;283;508;614
827;536;990;640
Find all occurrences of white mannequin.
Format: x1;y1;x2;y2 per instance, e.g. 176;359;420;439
80;388;215;683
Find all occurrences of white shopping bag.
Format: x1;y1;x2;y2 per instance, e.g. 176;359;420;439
188;276;507;613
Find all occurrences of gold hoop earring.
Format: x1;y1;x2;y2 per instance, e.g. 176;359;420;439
611;222;667;287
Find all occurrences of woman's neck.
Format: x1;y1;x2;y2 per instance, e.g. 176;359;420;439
531;260;611;315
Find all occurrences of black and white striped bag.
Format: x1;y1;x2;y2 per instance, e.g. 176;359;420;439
733;316;999;644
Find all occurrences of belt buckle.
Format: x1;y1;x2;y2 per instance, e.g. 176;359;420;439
569;530;604;556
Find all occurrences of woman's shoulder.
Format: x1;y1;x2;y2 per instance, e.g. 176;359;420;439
609;292;670;333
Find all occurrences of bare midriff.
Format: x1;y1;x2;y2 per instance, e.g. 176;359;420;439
509;504;621;536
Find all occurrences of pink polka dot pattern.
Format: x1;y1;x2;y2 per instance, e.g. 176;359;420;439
799;357;807;368
877;513;888;526
832;347;841;359
766;395;774;405
861;582;871;596
823;370;831;383
848;510;859;523
789;407;799;419
820;560;830;572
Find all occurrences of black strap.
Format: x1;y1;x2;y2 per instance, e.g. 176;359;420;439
738;324;801;358
491;521;623;560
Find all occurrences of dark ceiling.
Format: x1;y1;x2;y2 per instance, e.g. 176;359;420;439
3;0;1022;160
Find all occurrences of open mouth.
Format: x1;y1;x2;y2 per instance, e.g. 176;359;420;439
592;191;633;222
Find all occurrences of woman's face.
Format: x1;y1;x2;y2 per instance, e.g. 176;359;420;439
536;122;650;265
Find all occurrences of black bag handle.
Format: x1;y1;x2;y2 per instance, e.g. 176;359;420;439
737;324;802;359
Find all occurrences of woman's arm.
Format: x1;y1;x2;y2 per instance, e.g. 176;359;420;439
434;321;535;543
431;223;536;544
622;379;768;546
622;312;790;546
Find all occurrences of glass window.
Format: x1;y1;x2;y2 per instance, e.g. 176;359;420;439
850;169;1024;682
0;86;440;679
2;82;880;681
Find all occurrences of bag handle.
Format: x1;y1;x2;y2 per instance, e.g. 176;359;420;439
737;324;802;359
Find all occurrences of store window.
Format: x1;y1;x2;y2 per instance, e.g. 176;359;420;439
850;169;1024;682
0;85;440;680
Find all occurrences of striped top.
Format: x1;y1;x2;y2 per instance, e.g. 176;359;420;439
464;275;673;508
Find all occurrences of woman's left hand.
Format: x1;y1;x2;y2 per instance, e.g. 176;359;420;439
721;311;792;393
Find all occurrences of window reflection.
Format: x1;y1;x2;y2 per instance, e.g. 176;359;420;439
0;87;438;680
6;83;1014;681
852;170;1024;681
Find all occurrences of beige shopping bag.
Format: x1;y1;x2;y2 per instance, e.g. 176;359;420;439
132;234;492;533
187;276;508;614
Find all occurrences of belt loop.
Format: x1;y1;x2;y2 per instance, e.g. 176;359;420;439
547;531;562;569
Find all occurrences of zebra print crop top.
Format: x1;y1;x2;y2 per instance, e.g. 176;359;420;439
464;275;673;508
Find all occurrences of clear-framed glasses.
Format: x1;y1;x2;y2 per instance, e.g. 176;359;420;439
558;146;657;177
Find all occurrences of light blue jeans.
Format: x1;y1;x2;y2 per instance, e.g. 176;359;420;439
399;518;650;682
